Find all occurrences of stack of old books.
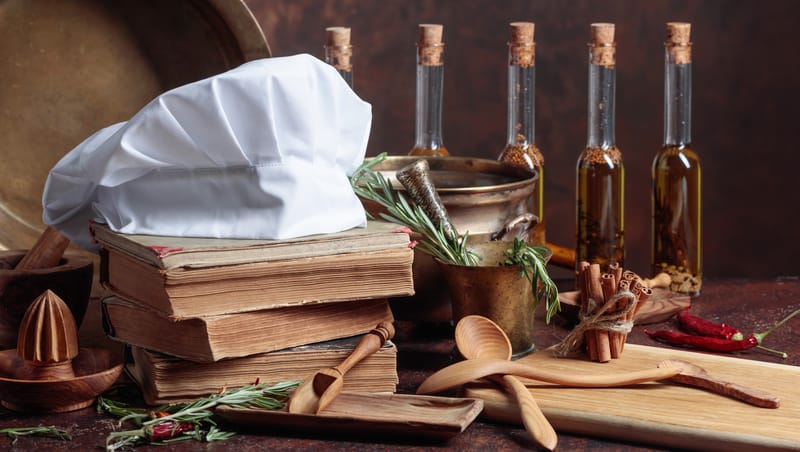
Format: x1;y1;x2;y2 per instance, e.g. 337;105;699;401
92;220;414;404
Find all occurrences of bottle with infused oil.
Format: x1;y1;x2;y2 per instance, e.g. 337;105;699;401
652;22;702;295
324;26;354;89
409;24;449;156
498;22;545;245
576;23;624;270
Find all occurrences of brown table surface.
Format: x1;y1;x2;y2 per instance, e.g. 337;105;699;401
1;278;798;451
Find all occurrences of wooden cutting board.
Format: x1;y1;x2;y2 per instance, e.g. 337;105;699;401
464;344;800;451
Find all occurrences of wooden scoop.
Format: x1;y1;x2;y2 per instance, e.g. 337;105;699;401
658;359;781;408
417;357;681;395
455;315;557;451
289;322;395;414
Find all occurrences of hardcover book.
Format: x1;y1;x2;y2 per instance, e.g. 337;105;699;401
125;337;398;405
99;245;414;319
101;296;395;363
91;221;412;270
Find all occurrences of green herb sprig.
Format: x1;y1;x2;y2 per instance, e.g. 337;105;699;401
350;153;559;323
0;426;71;444
350;153;477;266
99;380;299;451
503;238;560;323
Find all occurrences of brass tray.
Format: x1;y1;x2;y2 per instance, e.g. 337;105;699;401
0;0;270;249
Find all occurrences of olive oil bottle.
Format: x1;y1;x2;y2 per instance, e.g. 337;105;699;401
324;26;354;89
576;23;625;270
410;24;449;157
498;22;546;245
652;22;702;295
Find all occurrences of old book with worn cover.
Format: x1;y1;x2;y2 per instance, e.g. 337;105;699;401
91;221;411;269
99;243;414;319
101;295;394;363
126;337;399;405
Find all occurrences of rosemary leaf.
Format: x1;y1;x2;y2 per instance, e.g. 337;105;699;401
0;426;71;443
100;380;299;451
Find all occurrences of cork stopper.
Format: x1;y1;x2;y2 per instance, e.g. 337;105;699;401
666;22;692;64
590;23;616;67
325;26;352;71
418;24;444;66
509;22;535;67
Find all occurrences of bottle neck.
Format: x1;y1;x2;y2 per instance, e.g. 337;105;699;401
324;44;354;89
586;56;616;149
663;50;692;146
507;50;536;146
414;53;445;148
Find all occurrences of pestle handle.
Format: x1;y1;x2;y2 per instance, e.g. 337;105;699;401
396;159;458;242
15;227;71;270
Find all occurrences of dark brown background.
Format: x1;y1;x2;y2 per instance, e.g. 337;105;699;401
245;0;800;279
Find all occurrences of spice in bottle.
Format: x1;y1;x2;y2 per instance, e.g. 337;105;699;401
652;22;702;295
324;26;354;89
498;22;545;245
576;23;625;271
409;24;449;156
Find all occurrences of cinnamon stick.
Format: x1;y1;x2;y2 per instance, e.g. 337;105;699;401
15;226;70;270
577;262;597;360
588;264;611;363
601;273;622;358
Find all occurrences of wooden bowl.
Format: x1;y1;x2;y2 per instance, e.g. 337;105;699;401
0;251;93;349
0;347;123;413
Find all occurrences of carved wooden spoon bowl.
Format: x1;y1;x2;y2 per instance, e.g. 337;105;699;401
289;322;394;414
455;315;558;451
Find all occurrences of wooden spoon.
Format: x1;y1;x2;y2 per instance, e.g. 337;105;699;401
657;359;781;408
288;322;394;414
455;315;558;451
417;356;681;395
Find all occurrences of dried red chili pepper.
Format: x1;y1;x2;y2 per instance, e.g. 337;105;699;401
149;421;197;442
649;307;800;358
645;330;758;352
676;308;743;340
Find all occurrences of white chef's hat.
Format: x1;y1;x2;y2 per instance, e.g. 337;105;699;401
42;54;371;251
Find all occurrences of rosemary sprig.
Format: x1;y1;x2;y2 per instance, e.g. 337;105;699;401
99;380;299;451
0;426;71;443
350;153;559;322
503;238;561;323
350;153;477;266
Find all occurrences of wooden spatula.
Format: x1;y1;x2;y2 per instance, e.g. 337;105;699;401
288;322;395;414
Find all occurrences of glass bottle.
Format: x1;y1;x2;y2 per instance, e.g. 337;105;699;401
409;24;449;156
576;23;624;270
652;22;702;295
498;22;545;245
324;26;353;89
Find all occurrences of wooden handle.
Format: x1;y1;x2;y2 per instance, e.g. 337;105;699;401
546;242;576;269
15;226;70;270
335;322;395;376
670;373;781;409
417;357;682;395
501;375;558;450
643;272;672;289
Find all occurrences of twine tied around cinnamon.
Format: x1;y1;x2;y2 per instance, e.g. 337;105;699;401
554;262;657;362
554;289;637;357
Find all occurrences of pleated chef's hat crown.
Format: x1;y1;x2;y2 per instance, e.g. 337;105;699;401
42;54;372;250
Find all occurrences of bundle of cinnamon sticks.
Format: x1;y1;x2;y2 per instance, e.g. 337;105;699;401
576;262;654;362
